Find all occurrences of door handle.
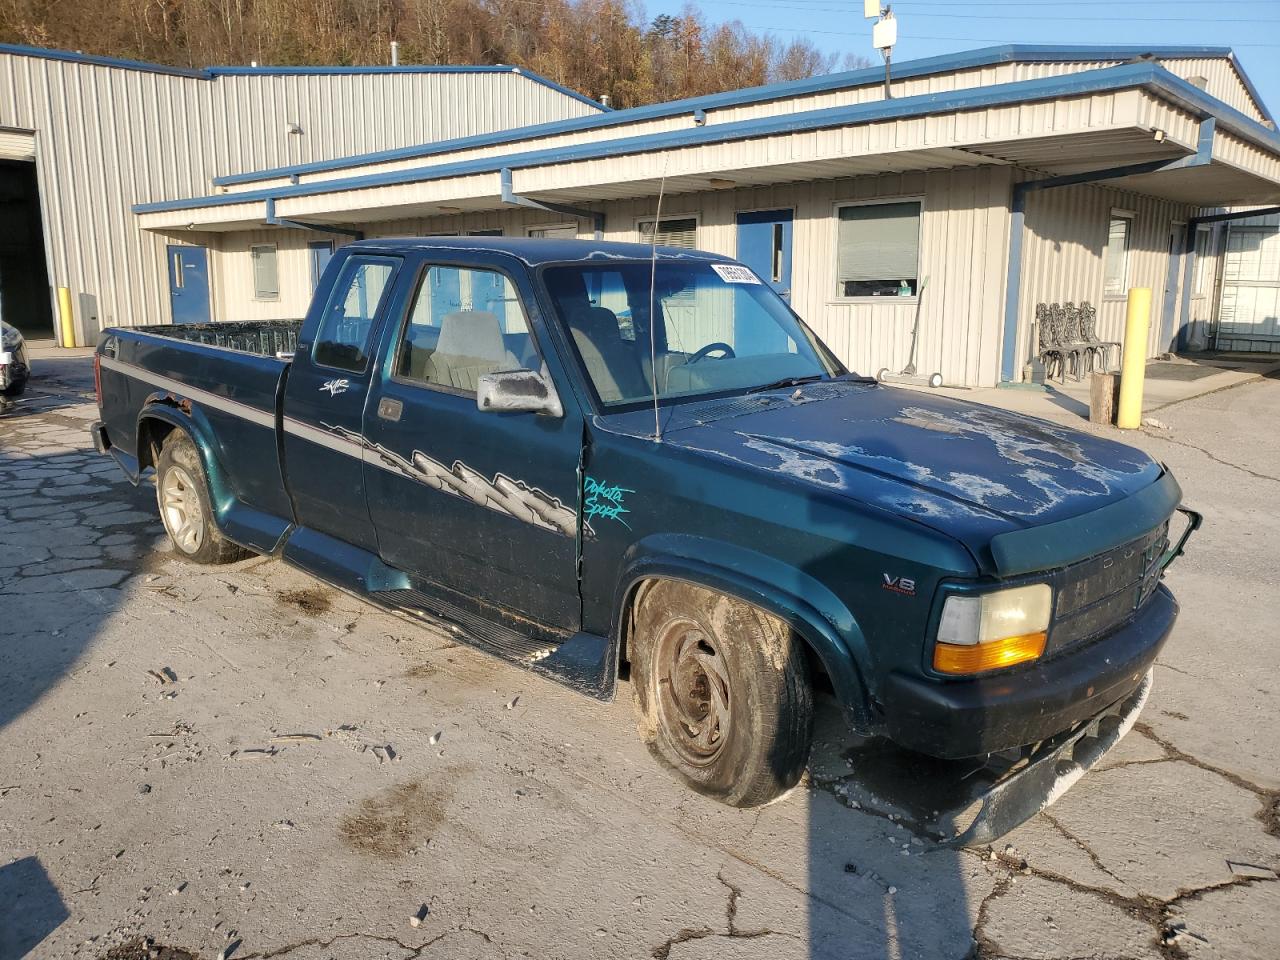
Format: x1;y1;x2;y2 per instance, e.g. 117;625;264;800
377;397;403;422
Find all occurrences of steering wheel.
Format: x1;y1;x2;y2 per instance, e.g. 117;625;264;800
687;342;736;364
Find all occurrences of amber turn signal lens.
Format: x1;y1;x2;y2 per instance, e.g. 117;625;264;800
933;631;1047;675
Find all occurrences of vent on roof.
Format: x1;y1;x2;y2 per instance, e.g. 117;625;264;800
1188;75;1209;91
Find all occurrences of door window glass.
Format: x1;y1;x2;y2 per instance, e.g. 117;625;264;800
396;265;537;393
312;257;396;372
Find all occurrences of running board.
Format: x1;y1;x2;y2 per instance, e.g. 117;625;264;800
373;588;617;700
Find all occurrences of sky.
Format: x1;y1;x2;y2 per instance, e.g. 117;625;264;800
643;0;1280;114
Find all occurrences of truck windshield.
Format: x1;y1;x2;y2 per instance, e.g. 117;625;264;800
542;260;841;408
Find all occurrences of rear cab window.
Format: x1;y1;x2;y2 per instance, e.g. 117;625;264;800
312;256;399;373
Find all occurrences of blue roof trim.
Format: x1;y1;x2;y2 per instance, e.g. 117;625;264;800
509;67;611;112
139;61;1280;216
0;42;207;78
210;42;1252;187
207;64;514;76
0;43;607;112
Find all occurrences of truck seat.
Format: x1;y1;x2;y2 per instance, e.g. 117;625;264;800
426;310;521;392
567;307;650;403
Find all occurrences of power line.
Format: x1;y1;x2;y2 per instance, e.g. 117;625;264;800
704;0;1280;21
720;21;1280;48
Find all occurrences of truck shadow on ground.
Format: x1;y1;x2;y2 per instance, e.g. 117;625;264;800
0;408;166;738
0;856;69;959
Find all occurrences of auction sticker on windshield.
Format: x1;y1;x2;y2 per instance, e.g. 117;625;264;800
711;264;761;284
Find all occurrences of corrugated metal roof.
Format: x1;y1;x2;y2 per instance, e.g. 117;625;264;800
135;62;1280;217
209;43;1271;188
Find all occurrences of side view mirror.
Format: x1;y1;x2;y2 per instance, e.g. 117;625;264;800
476;368;564;418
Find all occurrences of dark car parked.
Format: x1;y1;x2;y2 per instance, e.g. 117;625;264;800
90;238;1198;842
1;319;31;399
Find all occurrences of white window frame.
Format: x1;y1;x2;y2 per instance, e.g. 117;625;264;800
634;213;701;248
1103;209;1136;300
830;196;925;303
250;243;279;301
526;222;579;239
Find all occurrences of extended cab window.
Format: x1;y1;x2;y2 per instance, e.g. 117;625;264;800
313;257;396;372
395;265;538;394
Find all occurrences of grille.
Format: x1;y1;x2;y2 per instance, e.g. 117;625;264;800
1048;523;1169;653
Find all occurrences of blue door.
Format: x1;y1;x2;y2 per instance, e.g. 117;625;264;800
167;245;211;325
735;209;793;353
308;241;335;292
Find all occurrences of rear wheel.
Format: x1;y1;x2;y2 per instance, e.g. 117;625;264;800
155;432;248;565
631;581;813;806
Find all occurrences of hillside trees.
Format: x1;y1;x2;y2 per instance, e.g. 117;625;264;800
0;0;857;106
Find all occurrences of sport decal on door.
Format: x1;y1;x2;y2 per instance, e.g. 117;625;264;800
320;378;352;396
362;437;579;538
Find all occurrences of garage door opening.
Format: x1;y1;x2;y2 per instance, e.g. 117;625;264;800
0;159;54;340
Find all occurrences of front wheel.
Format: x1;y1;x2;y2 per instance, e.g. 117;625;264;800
630;581;814;806
155;432;249;565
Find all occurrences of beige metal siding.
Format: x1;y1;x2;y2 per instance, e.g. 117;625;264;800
0;51;599;342
210;71;600;180
1018;181;1200;371
0;127;35;160
253;167;1013;387
0;55;219;341
1159;58;1266;122
209;227;335;322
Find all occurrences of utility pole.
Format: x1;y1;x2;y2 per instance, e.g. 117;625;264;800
864;2;898;99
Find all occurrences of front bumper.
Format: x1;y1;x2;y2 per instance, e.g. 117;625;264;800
938;667;1153;847
881;584;1177;759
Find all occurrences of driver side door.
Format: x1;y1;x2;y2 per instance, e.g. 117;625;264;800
363;259;584;633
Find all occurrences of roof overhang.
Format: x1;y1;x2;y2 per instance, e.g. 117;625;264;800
136;62;1280;235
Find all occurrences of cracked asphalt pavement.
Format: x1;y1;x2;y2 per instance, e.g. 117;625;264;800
1;358;1277;960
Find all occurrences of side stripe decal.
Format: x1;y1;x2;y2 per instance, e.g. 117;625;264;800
98;355;276;429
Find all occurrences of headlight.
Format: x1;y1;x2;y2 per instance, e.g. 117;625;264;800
933;583;1051;675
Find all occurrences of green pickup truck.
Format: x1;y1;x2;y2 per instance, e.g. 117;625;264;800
92;237;1199;843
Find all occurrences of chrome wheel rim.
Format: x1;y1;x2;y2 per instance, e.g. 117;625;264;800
160;464;205;553
654;617;732;767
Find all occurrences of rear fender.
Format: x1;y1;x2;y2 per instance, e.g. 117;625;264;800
613;534;877;731
135;400;238;528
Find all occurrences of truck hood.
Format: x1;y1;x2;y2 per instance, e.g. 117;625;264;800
600;381;1162;555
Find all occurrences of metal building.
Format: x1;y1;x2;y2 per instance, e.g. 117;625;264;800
0;44;604;344
11;43;1280;385
133;44;1280;387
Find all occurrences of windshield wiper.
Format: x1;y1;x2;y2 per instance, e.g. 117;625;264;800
746;374;824;394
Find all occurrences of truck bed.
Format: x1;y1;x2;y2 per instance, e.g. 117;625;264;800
129;320;302;357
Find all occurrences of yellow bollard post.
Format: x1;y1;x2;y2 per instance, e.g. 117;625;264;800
56;286;77;348
1115;287;1151;429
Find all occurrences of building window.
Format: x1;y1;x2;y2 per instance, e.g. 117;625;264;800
835;201;921;298
528;224;578;240
251;243;279;299
638;217;697;248
1103;212;1133;297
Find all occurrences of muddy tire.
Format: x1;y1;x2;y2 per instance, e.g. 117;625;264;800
631;580;813;807
155;432;248;565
